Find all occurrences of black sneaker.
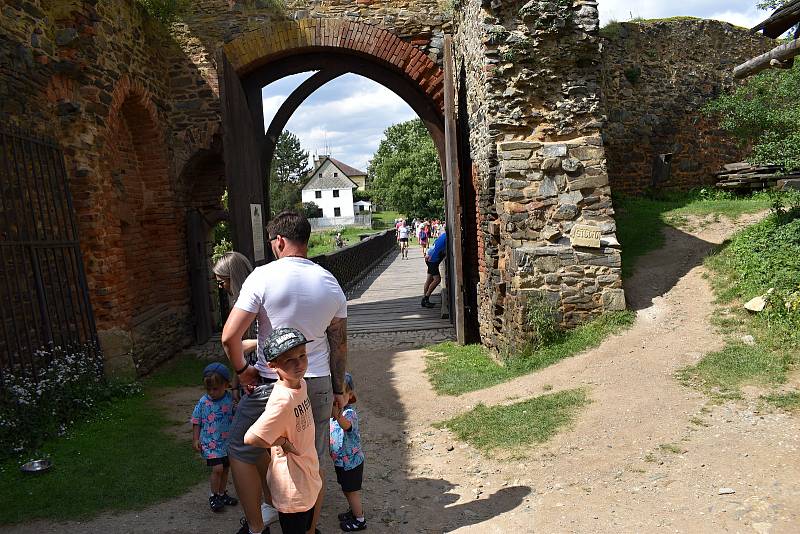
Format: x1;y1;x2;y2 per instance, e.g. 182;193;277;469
209;494;224;513
338;509;355;522
220;491;238;506
340;517;367;532
237;517;270;534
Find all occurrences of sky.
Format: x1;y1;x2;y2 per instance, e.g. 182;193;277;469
262;1;774;173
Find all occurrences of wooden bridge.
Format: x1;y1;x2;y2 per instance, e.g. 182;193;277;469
346;244;454;343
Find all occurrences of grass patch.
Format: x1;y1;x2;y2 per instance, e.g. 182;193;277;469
141;353;221;388
615;190;771;278
0;392;205;524
437;389;589;452
308;226;380;257
761;391;800;411
659;443;685;454
679;210;800;400
678;344;792;397
370;210;404;229
425;311;634;395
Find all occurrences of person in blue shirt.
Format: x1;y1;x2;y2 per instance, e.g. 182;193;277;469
330;373;366;531
191;362;238;513
422;230;447;308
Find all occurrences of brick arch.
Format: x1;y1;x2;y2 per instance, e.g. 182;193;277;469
90;80;187;357
222;19;445;111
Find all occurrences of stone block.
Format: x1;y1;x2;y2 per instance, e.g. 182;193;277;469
552;204;578;220
498;140;542;151
569;145;604;161
538;176;559;197
535;255;560;273
97;327;136;378
602;288;627;311
541;158;561;171
561;158;583;173
539;143;567;157
567;174;609;190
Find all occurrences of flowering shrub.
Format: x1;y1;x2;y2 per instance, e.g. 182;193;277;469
0;344;141;460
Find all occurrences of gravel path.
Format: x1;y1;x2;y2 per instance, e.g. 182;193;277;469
9;213;799;533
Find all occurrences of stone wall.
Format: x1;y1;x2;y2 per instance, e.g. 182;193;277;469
0;0;452;374
454;0;624;353
600;19;773;195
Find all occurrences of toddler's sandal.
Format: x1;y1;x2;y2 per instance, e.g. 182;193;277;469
340;517;367;531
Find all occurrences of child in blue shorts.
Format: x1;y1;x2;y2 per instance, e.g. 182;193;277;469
191;362;239;513
330;372;366;531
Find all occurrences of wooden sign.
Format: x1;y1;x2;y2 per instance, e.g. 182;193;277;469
250;204;265;262
571;224;601;248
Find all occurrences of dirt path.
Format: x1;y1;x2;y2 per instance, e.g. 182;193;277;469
10;214;799;533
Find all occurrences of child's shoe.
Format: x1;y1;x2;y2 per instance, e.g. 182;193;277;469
237;517;270;534
220;491;238;506
261;502;279;525
209;494;224;513
340;517;367;531
338;510;355;522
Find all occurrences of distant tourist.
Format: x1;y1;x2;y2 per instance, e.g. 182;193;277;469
191;362;239;513
418;221;430;255
397;220;410;259
335;232;346;249
422;230;447;308
330;372;366;531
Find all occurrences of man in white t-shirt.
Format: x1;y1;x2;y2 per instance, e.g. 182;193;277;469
221;210;348;534
397;221;410;259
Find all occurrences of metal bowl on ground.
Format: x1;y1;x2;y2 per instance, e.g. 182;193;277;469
20;459;52;474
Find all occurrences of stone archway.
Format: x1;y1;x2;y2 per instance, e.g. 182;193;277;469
93;78;190;373
217;18;477;340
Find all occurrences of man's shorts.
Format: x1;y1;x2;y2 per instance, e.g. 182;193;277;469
399;238;408;243
278;507;314;534
335;461;364;493
228;381;275;464
306;376;333;463
426;260;442;276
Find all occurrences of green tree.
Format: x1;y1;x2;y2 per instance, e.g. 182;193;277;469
367;119;443;218
269;131;310;215
704;62;800;171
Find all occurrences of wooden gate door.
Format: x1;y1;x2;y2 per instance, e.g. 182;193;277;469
218;52;267;267
443;36;466;344
187;210;212;344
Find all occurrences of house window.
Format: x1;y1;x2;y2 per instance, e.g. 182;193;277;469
333;189;339;198
333;172;338;177
334;207;341;217
315;190;321;199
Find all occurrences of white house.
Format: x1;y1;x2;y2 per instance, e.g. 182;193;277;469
353;200;372;213
302;156;367;226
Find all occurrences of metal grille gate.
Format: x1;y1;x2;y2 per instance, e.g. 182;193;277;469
0;128;98;380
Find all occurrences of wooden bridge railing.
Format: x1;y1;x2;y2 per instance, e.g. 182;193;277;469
310;230;395;292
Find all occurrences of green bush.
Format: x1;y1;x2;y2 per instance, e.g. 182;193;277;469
0;344;140;460
136;0;189;24
524;292;560;350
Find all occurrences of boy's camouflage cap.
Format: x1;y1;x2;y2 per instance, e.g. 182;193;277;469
264;327;311;361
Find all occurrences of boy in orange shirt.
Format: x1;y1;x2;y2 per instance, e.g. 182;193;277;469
244;328;322;534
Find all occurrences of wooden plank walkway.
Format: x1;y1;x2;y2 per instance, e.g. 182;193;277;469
347;244;453;335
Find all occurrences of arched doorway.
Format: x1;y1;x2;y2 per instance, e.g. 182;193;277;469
218;20;476;342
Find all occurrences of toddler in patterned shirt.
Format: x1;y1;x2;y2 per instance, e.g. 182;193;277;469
330;372;366;531
191;362;239;513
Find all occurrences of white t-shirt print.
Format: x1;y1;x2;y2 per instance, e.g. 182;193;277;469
235;257;347;378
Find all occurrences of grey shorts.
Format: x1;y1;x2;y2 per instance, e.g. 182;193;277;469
228;377;332;465
228;382;275;464
306;376;333;463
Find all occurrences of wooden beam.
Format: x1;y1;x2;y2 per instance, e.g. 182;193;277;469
734;38;800;79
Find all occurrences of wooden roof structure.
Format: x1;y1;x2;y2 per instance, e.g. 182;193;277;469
734;0;800;78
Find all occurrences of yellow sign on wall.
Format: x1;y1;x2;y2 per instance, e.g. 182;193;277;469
571;224;602;248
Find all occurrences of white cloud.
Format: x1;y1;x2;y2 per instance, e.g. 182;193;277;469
262;73;417;172
597;0;766;28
